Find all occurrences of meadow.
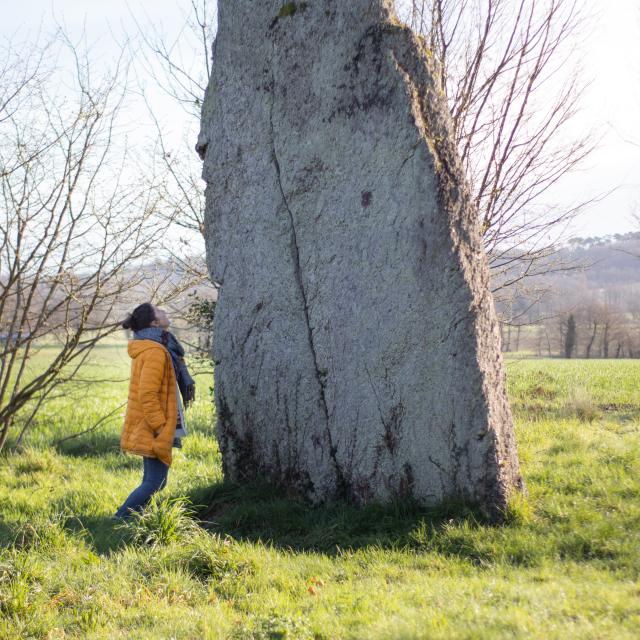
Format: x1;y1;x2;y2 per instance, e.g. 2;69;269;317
0;341;639;639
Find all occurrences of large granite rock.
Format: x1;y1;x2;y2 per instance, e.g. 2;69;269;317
197;0;524;518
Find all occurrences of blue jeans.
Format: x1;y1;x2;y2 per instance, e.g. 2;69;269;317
114;456;169;518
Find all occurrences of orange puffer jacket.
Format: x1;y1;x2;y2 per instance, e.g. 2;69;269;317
120;339;178;466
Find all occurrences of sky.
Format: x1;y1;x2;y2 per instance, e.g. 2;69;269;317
563;0;640;238
3;0;640;240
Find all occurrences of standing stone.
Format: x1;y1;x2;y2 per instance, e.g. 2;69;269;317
197;0;524;519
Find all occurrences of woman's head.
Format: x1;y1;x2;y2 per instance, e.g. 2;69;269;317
122;303;170;331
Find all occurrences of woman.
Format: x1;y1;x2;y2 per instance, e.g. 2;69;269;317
114;302;195;519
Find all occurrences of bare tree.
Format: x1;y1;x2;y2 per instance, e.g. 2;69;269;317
0;31;197;451
583;308;600;358
131;0;216;121
129;1;219;353
130;0;216;236
403;0;598;298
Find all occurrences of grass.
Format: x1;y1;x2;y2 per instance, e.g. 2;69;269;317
1;344;639;638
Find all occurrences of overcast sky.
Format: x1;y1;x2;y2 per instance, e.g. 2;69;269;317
3;0;640;239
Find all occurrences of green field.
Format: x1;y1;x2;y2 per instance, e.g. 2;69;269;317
1;344;639;639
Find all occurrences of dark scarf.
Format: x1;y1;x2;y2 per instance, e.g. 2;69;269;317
133;327;194;403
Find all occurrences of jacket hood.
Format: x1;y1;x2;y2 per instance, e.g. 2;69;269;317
127;339;166;360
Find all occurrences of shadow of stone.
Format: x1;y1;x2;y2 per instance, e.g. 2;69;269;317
185;479;486;555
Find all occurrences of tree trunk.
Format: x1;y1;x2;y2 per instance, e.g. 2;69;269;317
0;416;13;453
585;321;597;359
544;327;552;356
198;0;524;519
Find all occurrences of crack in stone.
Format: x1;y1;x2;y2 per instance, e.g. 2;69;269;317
267;61;348;498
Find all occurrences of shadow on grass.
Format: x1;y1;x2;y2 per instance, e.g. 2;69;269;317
510;401;640;424
53;432;122;458
185;480;487;554
0;513;132;556
72;515;133;554
0;519;15;547
46;481;485;558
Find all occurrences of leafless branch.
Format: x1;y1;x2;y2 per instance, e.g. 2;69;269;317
403;0;597;305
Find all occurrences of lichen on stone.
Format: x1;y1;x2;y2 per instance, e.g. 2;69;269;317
278;2;308;18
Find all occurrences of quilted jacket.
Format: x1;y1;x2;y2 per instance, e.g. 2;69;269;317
120;339;178;466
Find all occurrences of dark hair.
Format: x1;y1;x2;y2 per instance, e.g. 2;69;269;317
122;303;156;332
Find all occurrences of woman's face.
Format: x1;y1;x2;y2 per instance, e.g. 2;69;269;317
151;306;171;329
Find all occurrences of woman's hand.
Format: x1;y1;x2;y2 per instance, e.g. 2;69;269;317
185;382;196;406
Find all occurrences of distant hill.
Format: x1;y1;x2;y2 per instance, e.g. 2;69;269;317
558;232;640;289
